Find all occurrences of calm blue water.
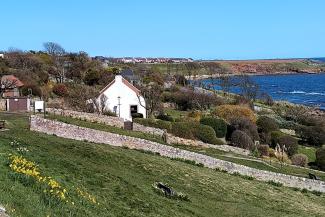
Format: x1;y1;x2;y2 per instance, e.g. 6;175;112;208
200;73;325;109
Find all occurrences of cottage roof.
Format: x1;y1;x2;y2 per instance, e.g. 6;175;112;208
99;75;140;96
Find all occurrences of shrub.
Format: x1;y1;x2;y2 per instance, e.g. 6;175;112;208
270;131;285;148
132;113;144;119
156;120;173;131
257;144;269;157
268;148;276;158
213;104;256;123
229;117;259;141
297;125;325;147
195;124;222;145
156;113;174;122
103;110;116;117
171;122;223;145
231;130;254;150
187;111;202;122
53;83;68;96
291;154;308;167
133;118;172;132
171;122;198;139
316;147;325;171
278;135;298;156
257;116;279;133
200;117;227;138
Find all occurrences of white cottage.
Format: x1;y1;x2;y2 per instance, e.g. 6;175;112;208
97;75;146;121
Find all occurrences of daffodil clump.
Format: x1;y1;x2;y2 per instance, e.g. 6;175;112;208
76;187;99;205
8;154;67;202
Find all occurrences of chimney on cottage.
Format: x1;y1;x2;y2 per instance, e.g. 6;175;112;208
115;75;123;83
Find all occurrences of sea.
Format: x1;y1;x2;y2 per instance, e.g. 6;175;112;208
199;73;325;110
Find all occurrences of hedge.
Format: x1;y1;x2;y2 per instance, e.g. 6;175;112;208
156;114;174;122
133;118;172;132
200;117;227;138
171;122;223;145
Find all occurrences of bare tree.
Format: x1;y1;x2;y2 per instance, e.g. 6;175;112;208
92;94;108;114
43;42;67;83
237;74;259;101
0;78;18;98
137;82;163;118
43;42;65;56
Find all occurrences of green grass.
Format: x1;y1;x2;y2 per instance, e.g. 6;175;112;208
298;145;316;162
46;114;325;181
164;108;189;119
46;114;165;144
170;144;325;181
2;112;325;216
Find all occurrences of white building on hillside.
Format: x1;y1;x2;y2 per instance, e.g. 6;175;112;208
97;75;146;121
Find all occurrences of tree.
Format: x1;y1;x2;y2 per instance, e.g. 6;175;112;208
43;42;67;83
137;82;163;118
237;74;259;101
0;78;18;98
219;75;232;95
43;42;65;56
93;94;108;114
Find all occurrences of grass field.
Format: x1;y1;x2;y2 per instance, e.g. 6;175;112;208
1;112;325;217
46;114;325;181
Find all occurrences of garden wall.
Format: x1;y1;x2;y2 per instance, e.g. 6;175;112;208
30;115;325;193
46;108;164;136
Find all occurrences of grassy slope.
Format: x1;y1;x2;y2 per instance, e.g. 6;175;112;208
1;113;325;217
47;114;325;181
298;145;317;163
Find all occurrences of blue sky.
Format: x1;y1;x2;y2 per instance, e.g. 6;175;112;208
1;0;324;59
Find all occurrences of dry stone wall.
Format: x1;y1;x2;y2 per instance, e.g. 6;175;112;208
46;108;164;136
30;115;325;193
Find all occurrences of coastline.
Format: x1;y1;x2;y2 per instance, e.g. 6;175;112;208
187;71;324;80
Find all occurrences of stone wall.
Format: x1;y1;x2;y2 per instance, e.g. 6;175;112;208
46;108;164;136
166;134;250;156
30;115;325;193
0;99;6;111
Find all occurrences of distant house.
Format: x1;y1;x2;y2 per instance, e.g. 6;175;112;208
120;69;140;86
1;75;24;97
0;54;4;58
97;75;146;121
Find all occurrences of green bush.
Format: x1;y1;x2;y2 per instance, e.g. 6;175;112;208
133;118;172;132
171;122;223;145
297;125;325;147
195;125;223;145
256;116;279;133
156;114;174;122
316;147;325;171
200;117;227;138
278;135;298;156
270;131;285;148
131;113;144;118
171;122;198;139
231;130;254;150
